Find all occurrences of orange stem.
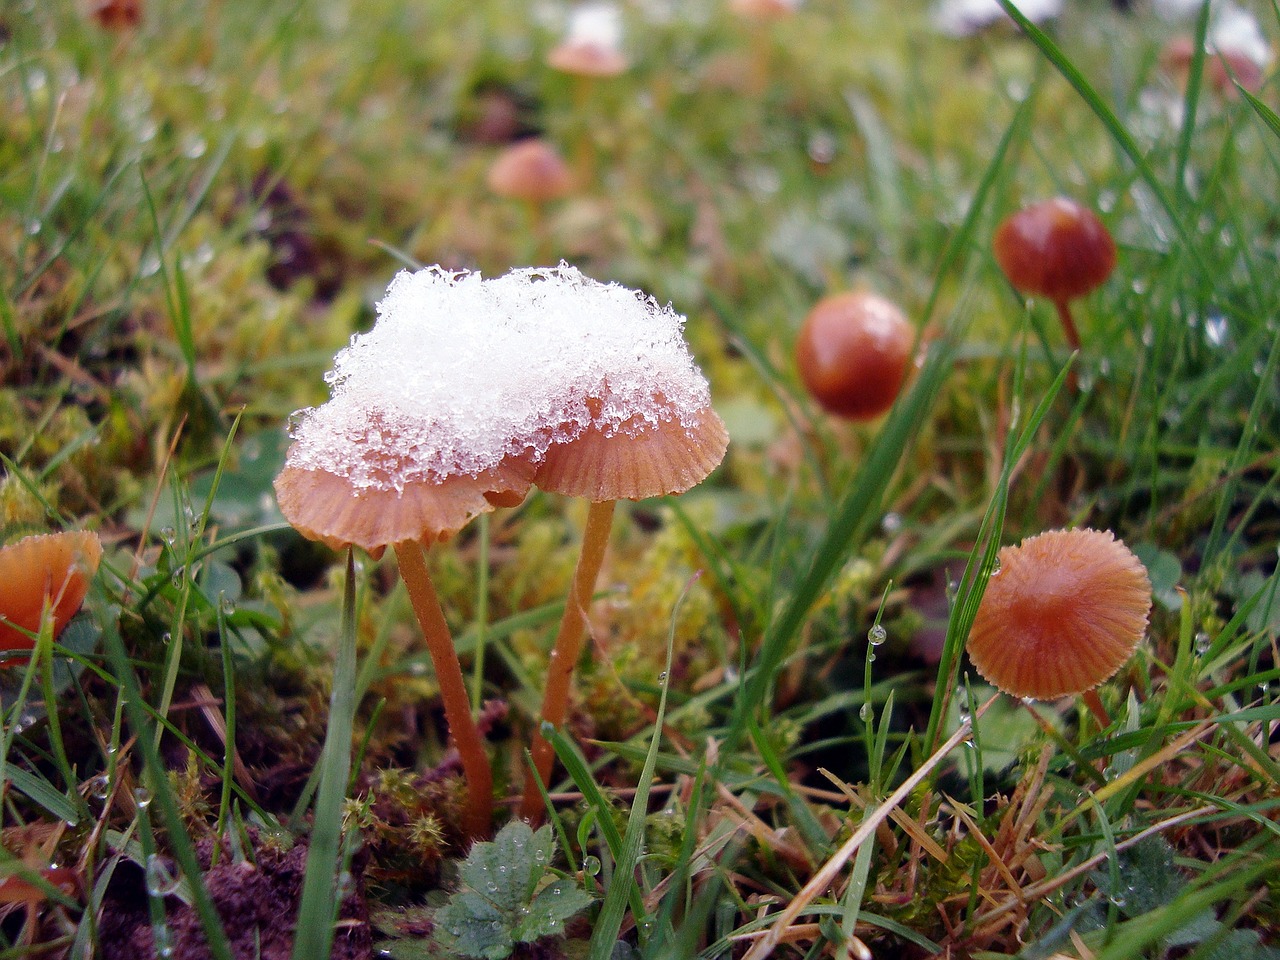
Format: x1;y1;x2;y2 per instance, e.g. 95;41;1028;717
1081;688;1111;730
395;542;493;839
1053;299;1082;390
520;498;616;821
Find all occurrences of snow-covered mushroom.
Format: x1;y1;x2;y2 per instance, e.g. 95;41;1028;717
514;268;728;820
967;528;1151;725
0;531;102;663
548;2;629;77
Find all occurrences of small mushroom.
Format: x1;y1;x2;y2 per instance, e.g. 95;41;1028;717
0;531;102;663
487;139;574;261
966;528;1151;725
993;197;1116;379
795;291;914;421
547;3;630;78
514;276;728;821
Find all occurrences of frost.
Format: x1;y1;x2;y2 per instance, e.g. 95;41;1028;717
932;0;1061;36
286;264;713;492
562;2;623;52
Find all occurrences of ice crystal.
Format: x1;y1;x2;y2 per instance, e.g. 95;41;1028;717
286;264;713;492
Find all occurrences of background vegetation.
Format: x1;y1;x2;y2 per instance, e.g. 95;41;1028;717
0;0;1276;957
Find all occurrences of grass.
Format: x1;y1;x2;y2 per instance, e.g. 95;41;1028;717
1;0;1278;957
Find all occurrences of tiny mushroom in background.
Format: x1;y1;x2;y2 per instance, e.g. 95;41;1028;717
487;139;574;260
931;0;1060;37
548;2;630;77
993;197;1116;384
514;267;728;821
90;0;141;31
729;0;803;20
0;531;103;663
1161;29;1271;96
795;290;915;421
966;528;1152;727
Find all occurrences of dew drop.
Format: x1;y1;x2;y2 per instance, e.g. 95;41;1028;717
867;624;887;646
1194;631;1211;655
859;703;872;722
583;855;601;876
133;787;152;810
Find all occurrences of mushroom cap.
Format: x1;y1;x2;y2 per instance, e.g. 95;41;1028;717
730;0;801;20
534;401;728;501
487;139;573;203
0;531;102;657
547;40;629;76
795;291;914;421
274;457;533;557
993;197;1116;304
967;528;1152;700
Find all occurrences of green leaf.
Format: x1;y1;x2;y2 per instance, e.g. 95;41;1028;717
433;821;593;960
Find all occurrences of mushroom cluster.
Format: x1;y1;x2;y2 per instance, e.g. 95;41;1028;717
275;264;727;834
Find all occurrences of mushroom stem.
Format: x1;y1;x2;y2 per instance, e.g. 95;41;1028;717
395;542;493;839
1053;298;1082;354
520;497;617;821
1081;688;1111;729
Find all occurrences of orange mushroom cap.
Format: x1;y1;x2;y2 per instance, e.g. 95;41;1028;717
0;531;103;659
274;407;534;558
547;40;629;77
993;198;1116;305
534;399;728;502
967;528;1151;700
486;139;574;204
795;291;914;421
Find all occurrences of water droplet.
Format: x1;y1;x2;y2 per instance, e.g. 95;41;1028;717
584;855;601;876
657;670;668;684
859;703;872;721
133;787;152;810
551;885;561;896
160;526;176;547
534;850;546;863
144;854;180;897
867;652;876;662
867;624;887;646
89;774;110;800
1194;632;1211;655
1204;314;1228;347
486;881;498;893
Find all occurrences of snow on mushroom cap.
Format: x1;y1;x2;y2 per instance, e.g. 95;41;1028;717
285;265;715;493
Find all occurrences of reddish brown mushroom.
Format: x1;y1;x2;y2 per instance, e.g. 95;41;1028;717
993;197;1116;365
0;531;103;663
795;291;914;421
967;528;1151;725
486;139;574;204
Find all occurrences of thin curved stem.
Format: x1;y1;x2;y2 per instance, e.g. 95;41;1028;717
395;542;493;839
521;498;617;821
1053;299;1082;390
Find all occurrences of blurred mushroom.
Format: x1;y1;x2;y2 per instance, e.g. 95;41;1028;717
0;530;102;664
966;528;1151;726
795;291;914;421
993;197;1116;385
487;139;574;260
514;271;728;821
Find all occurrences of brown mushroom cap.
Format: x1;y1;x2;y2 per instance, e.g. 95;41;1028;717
534;401;727;502
967;528;1152;700
547;41;629;77
993;198;1116;304
275;455;533;558
486;139;574;203
730;0;799;19
795;291;914;421
0;531;102;656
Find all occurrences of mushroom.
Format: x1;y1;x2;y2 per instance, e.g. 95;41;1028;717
547;3;628;183
992;197;1116;381
794;291;914;421
273;265;585;838
547;2;630;78
966;528;1151;726
513;272;728;821
487;139;574;261
0;531;103;664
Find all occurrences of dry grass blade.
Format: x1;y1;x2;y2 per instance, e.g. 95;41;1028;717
741;696;996;960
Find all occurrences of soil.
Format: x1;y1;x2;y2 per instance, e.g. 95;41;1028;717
99;833;370;960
